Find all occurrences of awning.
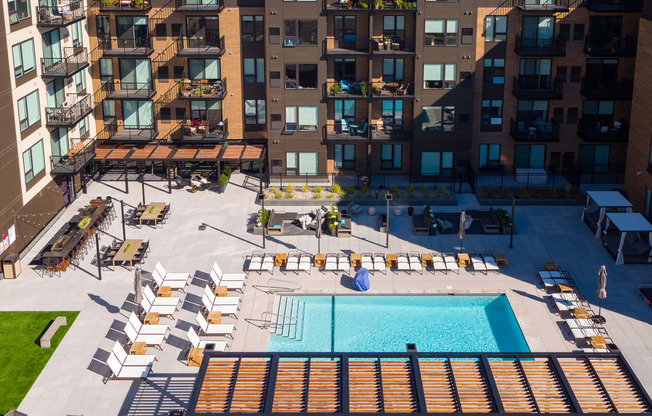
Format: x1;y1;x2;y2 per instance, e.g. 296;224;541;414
604;213;652;265
93;142;265;163
582;191;633;238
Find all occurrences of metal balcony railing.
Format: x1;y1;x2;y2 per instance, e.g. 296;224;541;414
510;119;560;142
174;0;223;11
179;78;227;100
50;139;98;175
370;81;413;97
584;35;637;57
586;0;642;11
322;38;370;56
323;121;370;142
45;94;93;127
580;77;633;100
515;35;566;56
516;0;569;11
512;76;563;99
177;34;225;56
180;118;228;142
36;0;85;26
371;123;412;141
577;118;629;142
99;0;151;11
370;37;416;53
103;79;155;100
41;47;88;77
323;0;418;11
107;124;158;142
98;35;152;56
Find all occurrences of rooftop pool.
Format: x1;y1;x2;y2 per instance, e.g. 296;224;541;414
267;294;529;353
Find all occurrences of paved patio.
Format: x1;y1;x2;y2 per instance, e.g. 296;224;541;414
1;173;652;416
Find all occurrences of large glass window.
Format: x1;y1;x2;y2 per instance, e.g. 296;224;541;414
421;152;453;176
299;106;318;131
286;152;318;175
382;100;403;128
334;16;356;46
189;59;220;80
99;58;113;83
582;100;615;128
517;100;548;123
334;144;355;169
483;58;505;84
8;0;30;24
334;100;355;123
422;106;455;131
514;144;545;169
585;59;618;86
18;90;40;131
383;59;404;83
122;100;153;129
381;144;402;169
579;144;610;171
50;128;69;163
71;21;83;48
485;16;507;42
245;99;266;125
479;144;501;169
119;59;151;90
383;16;405;40
74;72;86;93
12;39;35;80
42;30;61;69
424;19;458;46
334;58;355;82
117;16;149;46
285;64;317;89
23;140;45;183
284;19;318;46
424;63;456;89
521;16;554;48
186;16;219;47
519;59;551;88
243;58;264;84
588;16;622;48
242;15;264;42
481;100;503;128
46;79;64;108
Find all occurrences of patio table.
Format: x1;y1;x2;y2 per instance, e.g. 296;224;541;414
314;253;325;268
421;253;433;268
144;312;159;325
129;342;147;355
350;253;361;267
112;239;144;271
590;335;607;349
188;347;204;367
214;286;228;297
157;286;171;297
544;261;559;271
139;202;167;228
207;311;222;324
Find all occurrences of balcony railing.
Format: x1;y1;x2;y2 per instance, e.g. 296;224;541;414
175;0;224;11
322;38;370;56
584;35;637;57
107;124;158;143
179;78;227;100
99;35;153;56
587;0;642;11
374;0;418;10
36;1;85;27
510;119;560;142
323;121;370;142
512;76;563;99
370;81;413;97
180;119;228;142
515;35;566;56
45;94;93;127
580;77;633;100
577;118;629;142
51;139;98;175
104;80;155;100
177;34;225;56
324;81;370;99
371;123;412;141
370;37;416;54
323;0;417;11
41;47;88;77
99;0;151;11
516;0;569;11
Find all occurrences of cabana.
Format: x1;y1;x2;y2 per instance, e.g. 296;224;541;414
581;191;632;238
602;213;652;265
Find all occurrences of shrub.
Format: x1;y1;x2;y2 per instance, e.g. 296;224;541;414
388;185;399;195
256;209;270;227
219;173;228;188
284;192;294;199
405;192;415;199
345;186;355;195
222;165;232;176
285;184;295;192
565;183;572;193
329;83;341;95
330;184;341;194
436;185;447;193
361;184;369;193
275;191;283;199
339;191;347;199
314;192;322;199
327;194;335;199
271;186;278;194
301;185;309;193
494;208;511;228
406;184;415;192
314;185;322;193
420;185;428;193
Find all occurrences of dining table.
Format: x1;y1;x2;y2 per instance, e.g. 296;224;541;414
139;202;167;228
112;239;145;271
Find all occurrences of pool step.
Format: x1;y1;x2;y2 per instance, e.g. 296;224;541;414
274;296;288;335
273;297;305;339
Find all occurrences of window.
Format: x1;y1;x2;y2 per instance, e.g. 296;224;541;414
99;58;113;83
50;128;69;161
116;16;149;46
245;99;266;127
175;107;186;121
585;59;618;86
481;100;503;128
334;144;355;169
71;21;82;48
461;28;473;44
485;16;507;42
567;107;578;123
270;71;281;88
17;90;40;132
190;100;221;122
383;16;405;40
285;106;318;131
421;152;453;176
171;23;182;37
189;59;220;80
559;23;570;41
269;27;280;44
286;152;318;176
479;144;501;169
244;58;266;83
573;23;585;41
645;188;652;220
521;16;554;48
424;64;456;89
383;58;404;82
42;30;61;68
22;141;44;184
514;144;545;169
8;0;30;24
46;79;64;108
284;19;318;46
483;59;504;84
334;16;356;44
570;66;581;82
460;71;472;88
381;144;402;169
174;66;184;80
422;106;455;131
579;144;610;171
334;100;355;123
271;114;282;130
155;23;166;38
79;115;89;136
119;59;151;90
582;100;615;127
517;100;548;121
74;71;86;93
552;107;564;123
161;107;171;122
334;58;355;81
242;15;264;42
123;100;153;129
519;58;551;88
382;100;403;127
158;66;169;81
285;64;317;89
424;19;458;46
12;39;35;79
556;65;567;82
103;100;115;123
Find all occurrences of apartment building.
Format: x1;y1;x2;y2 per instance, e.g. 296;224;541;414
0;0;95;262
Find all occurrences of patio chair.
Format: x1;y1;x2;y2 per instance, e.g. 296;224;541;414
105;350;152;383
143;285;181;310
154;262;192;283
538;271;574;290
432;254;447;275
203;285;241;307
443;254;459;274
361;253;374;273
212;262;247;281
187;327;227;354
397;82;410;96
337;253;350;273
196;312;235;338
373;253;386;275
397;253;411;274
128;312;169;336
152;267;188;293
482;252;500;274
124;319;166;350
140;296;177;318
339;79;350;92
470;254;487;275
570;327;604;341
201;289;239;316
261;253;275;274
247;252;263;274
209;269;245;293
552;293;585;304
408;252;423;275
325;253;338;274
565;318;597;330
552;298;587;313
356;120;368;136
112;341;156;367
285;252;300;274
298;254;312;274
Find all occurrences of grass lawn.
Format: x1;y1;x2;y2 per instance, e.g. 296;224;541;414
0;311;79;414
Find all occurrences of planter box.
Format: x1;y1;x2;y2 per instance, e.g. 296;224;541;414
217;172;231;193
500;225;518;235
261;196;457;207
253;225;264;235
476;195;584;206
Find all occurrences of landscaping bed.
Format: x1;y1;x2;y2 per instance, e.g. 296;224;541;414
476;186;584;206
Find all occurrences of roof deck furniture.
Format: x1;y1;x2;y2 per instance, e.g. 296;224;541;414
361;253;374;273
124;316;166;350
470;254;488;275
143;285;181;315
639;285;652;307
494;253;508;268
337;253;350;273
412;214;428;236
378;213;388;233
432;254;447;274
602;212;652;265
209;270;244;292
196;311;235;338
373;253;386;274
582;191;633;238
444;254;459;274
408;252;423;274
285;252;300;274
139;202;168;228
111;239;145;271
456;253;470;268
338;216;352;237
478;209;500;234
105;347;152;383
397;253;411;274
212;262;246;281
325;253;338;274
128;312;169;337
482;252;500;274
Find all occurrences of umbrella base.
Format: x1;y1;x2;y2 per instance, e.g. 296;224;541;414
591;315;606;324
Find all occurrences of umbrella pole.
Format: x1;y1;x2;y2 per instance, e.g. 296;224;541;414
460;238;463;253
598;298;602;317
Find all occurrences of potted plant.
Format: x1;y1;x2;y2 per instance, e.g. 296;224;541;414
326;206;339;236
329;83;341;95
374;0;383;8
134;0;143;8
495;208;517;235
383;35;392;48
254;208;269;235
372;84;380;95
102;0;113;8
359;80;369;96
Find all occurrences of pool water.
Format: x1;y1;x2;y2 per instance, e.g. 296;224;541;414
267;295;529;353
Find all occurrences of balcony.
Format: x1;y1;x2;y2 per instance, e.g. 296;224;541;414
104;80;156;100
99;36;153;56
177;34;224;57
580;77;633;100
370;81;413;99
512;76;563;99
577;118;629;142
373;0;418;11
99;0;151;12
371;124;412;141
36;1;85;27
45;94;93;128
324;81;370;99
515;36;566;56
323;0;372;12
323;121;370;143
516;0;569;11
323;39;369;56
51;140;97;175
179;78;226;100
180;119;228;143
587;0;642;11
510;119;560;142
370;37;416;55
106;123;158;143
174;0;223;12
41;47;88;78
584;35;637;57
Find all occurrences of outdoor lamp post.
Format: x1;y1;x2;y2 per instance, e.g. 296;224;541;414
258;192;266;249
120;199;126;241
141;174;146;205
509;196;519;249
95;232;102;281
385;192;393;248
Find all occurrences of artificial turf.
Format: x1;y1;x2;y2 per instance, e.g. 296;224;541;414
0;311;79;414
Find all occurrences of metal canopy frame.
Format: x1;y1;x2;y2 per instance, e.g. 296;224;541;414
94;141;266;163
186;351;652;416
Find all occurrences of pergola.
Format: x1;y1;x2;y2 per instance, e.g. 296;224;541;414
603;212;652;265
581;191;632;238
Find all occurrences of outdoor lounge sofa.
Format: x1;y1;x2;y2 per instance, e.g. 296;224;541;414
412;214;429;236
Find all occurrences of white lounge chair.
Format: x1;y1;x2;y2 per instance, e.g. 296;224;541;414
553;298;587;313
261;253;275;274
154;262;191;282
203;285;241;307
112;341;156;367
571;327;603;340
397;253;411;274
248;252;263;274
373;253;386;275
432;254;447;274
325;254;338;274
285;252;300;274
187;327;227;351
444;254;459;274
128;312;169;336
408;252;423;275
124;319;166;349
212;262;246;281
201;291;239;316
361;253;374;273
298;254;311;273
582;347;610;353
152;268;188;293
552;293;583;303
538;271;574;290
482;253;500;274
565;318;596;329
143;285;181;308
470;254;487;275
209;269;244;293
337;253;350;273
105;350;152;383
196;311;235;338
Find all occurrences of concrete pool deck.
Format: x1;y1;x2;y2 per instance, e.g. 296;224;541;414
1;173;651;415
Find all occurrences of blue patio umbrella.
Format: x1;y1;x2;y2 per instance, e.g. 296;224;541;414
353;268;370;291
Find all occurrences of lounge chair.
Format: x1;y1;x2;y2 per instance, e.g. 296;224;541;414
470;254;487;275
143;285;181;308
565;318;596;329
247;252;263;273
337;253;350;273
298;254;311;273
373;253;387;275
105;350;152;383
261;253;275;274
538;271;574;290
140;296;177;318
203;285;241;307
482;252;500;274
285;252;300;274
552;298;587;313
361;253;374;273
202;289;239;316
582;347;610;353
209;269;244;293
432;254;447;274
154;262;192;283
112;341;156;367
128;312;169;336
397;253;411;274
408;252;423;275
212;262;247;281
196;312;235;338
552;293;583;303
325;253;338;274
444;254;459;274
187;327;227;352
124;319;166;350
570;327;604;340
152;267;188;293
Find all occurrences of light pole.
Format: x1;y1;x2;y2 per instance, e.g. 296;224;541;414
141;174;146;205
120;199;126;241
509;196;518;249
95;232;102;280
258;192;266;249
385;192;393;249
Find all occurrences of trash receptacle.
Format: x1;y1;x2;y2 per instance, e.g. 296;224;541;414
2;254;21;279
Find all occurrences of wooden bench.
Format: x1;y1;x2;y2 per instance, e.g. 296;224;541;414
39;316;67;348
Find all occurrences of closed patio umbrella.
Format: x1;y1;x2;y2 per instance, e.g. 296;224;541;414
134;267;143;306
596;264;607;324
316;209;322;254
458;211;467;253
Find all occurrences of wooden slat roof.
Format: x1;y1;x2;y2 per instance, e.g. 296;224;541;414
94;142;261;162
187;353;652;416
221;144;245;160
173;146;200;160
129;144;157;159
94;145;115;160
195;145;223;160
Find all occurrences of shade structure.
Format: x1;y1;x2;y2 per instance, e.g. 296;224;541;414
604;213;652;265
353;268;370;291
458;211;467;253
581;191;632;239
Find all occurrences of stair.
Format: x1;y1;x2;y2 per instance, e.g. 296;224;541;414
272;297;304;339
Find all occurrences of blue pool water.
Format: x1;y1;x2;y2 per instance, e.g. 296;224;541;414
267;295;529;353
